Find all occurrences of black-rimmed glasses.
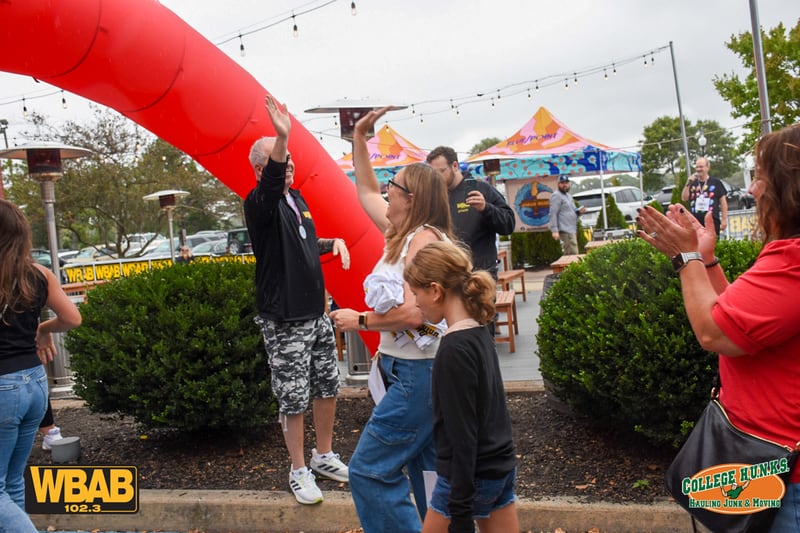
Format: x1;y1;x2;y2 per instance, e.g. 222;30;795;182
388;179;411;195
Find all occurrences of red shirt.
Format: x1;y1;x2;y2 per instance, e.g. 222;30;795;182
712;239;800;483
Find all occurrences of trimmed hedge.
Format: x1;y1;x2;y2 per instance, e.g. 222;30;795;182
537;238;761;446
65;261;275;432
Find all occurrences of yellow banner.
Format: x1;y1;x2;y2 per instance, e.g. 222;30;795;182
62;254;256;283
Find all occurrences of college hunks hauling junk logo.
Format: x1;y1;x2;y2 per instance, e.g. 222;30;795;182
682;459;789;513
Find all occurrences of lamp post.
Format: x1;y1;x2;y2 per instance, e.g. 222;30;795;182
0;118;8;199
143;189;189;262
697;129;707;157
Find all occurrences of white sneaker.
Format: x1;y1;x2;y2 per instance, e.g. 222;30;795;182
42;427;63;451
310;448;349;483
289;468;323;505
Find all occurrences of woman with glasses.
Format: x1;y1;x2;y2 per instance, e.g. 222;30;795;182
330;107;455;533
0;199;82;532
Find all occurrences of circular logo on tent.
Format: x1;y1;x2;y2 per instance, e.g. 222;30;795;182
514;182;552;227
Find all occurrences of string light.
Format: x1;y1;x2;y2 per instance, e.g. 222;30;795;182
350;1;357;15
643;55;648;67
604;69;608;80
650;53;655;65
496;89;501;100
411;104;416;116
292;14;298;37
527;88;531;100
490;97;495;107
22;97;27;117
61;90;67;109
535;81;539;92
564;78;569;90
613;63;617;75
573;72;578;85
239;34;245;57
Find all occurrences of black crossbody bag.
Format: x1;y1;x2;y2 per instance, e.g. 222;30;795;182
665;386;799;533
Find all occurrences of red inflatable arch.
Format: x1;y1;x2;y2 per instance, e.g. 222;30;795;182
0;0;381;350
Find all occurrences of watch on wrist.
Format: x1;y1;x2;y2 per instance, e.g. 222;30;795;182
671;252;703;273
358;313;368;330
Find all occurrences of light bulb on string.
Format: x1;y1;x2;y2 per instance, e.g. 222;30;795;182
643;55;648;67
613;63;617;75
604;69;608;80
350;1;357;15
650;53;655;65
573;72;578;85
419;114;424;124
239;34;245;57
496;89;501;100
535;81;539;92
490;97;495;108
61;90;67;109
564;78;569;90
527;88;531;100
411;104;416;116
455;107;460;116
292;14;298;37
450;99;454;110
22;97;28;117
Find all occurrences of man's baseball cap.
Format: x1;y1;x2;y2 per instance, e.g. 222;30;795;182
558;175;570;182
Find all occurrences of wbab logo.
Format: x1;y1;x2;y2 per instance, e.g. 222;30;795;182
25;466;138;514
681;459;788;514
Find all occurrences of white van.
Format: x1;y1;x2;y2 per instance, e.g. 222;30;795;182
572;186;652;228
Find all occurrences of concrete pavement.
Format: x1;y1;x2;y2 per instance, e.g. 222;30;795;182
35;267;705;533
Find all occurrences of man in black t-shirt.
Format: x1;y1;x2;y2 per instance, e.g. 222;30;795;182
681;157;728;236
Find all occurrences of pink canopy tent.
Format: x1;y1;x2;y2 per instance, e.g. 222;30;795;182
466;106;641;179
337;124;429;183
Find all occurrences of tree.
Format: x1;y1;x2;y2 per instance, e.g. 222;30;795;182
639;117;739;192
468;137;502;156
713;20;800;152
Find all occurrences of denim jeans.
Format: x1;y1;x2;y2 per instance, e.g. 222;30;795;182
770;482;800;531
0;365;48;533
349;355;435;533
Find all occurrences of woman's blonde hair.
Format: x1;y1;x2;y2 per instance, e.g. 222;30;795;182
383;163;454;264
404;240;496;325
753;123;800;242
0;199;45;318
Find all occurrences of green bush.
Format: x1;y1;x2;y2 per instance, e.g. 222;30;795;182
65;262;275;432
510;232;562;268
537;238;761;447
597;193;627;229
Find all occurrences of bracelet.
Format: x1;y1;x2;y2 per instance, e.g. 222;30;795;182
705;257;720;269
358;312;368;330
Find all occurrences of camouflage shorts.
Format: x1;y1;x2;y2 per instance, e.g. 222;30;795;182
254;315;340;415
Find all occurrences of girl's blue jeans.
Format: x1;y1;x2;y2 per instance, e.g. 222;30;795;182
349;355;435;533
0;365;48;533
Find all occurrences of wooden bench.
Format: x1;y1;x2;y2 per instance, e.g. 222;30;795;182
497;248;509;271
494;290;517;353
549;254;585;275
496;269;526;301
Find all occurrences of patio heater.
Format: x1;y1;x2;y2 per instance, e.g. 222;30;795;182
483;158;501;187
305;99;406;384
304;99;407;142
0;141;93;392
143;189;189;263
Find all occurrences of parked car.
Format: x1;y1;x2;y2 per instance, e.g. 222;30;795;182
142;235;216;259
227;228;252;254
191;238;228;256
655;185;676;210
66;246;117;264
31;248;68;283
571;186;653;228
722;180;755;210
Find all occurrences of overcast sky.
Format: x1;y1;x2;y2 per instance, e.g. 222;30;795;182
0;0;796;162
